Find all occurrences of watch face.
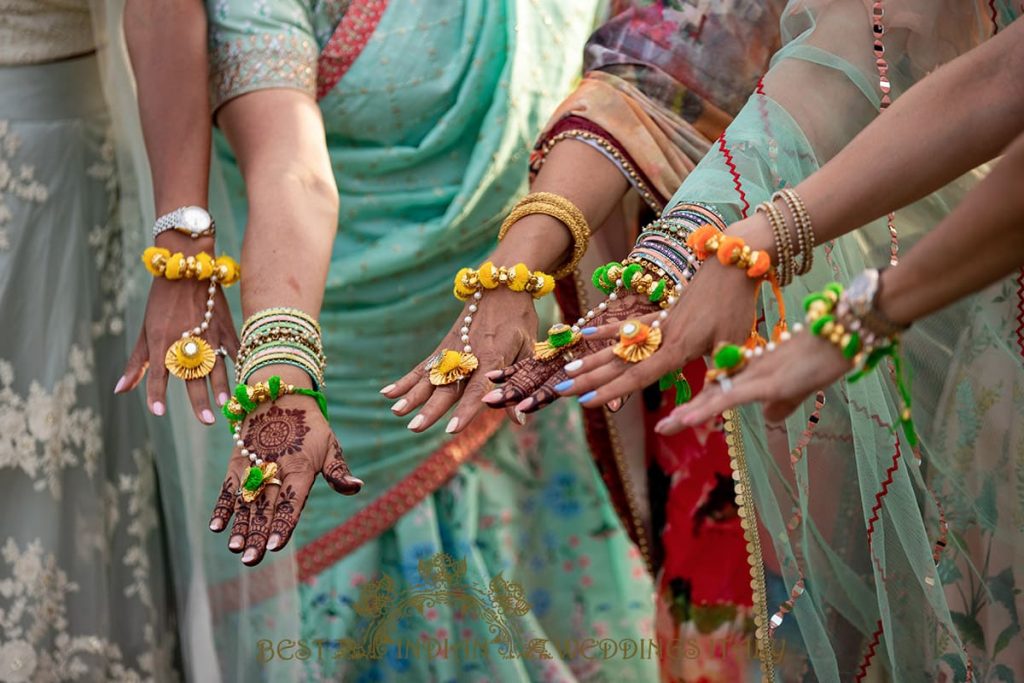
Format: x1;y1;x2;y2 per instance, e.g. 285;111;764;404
846;270;878;315
179;206;212;233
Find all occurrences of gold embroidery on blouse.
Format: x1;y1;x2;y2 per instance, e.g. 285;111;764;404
209;33;318;109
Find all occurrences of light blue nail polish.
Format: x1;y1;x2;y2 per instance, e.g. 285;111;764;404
581;327;599;335
554;379;574;392
579;391;597;404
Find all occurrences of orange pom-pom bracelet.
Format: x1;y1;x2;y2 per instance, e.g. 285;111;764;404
686;225;771;278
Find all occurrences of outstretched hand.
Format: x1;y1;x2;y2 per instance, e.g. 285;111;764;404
655;328;851;433
381;287;538;434
208;394;362;565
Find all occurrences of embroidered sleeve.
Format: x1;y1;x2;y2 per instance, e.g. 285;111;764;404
207;1;319;111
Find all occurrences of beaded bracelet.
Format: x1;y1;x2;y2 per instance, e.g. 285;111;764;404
756;201;793;286
141;247;241;285
773;189;815;277
499;192;590;280
452;262;556;301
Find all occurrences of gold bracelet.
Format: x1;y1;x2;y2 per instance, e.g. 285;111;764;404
499;192;590;280
773;189;815;276
756;200;793;286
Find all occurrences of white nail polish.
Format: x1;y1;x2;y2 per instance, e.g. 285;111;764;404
445;417;459;433
113;375;127;394
564;359;583;373
408;415;425;430
391;399;408;413
380;383;396;395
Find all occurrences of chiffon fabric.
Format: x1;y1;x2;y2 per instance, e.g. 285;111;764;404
531;2;784;680
655;2;1022;680
0;51;178;681
169;1;660;681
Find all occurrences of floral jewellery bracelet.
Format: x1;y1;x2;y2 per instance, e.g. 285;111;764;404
431;263;556;386
222;376;329;502
141;247;241;381
498;192;590;281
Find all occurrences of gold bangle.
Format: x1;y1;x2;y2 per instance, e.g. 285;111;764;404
240;307;321;339
756;200;793;286
774;189;815;276
499;192;590;280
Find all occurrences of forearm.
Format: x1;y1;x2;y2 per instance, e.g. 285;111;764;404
878;130;1024;326
124;0;211;219
489;139;629;269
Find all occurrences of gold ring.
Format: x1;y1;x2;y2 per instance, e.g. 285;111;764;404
426;349;479;386
165;335;216;380
612;320;662;363
533;323;582;361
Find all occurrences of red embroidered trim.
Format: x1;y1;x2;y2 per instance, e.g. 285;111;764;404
208;409;505;617
988;0;1000;34
1015;268;1024;359
855;619;884;682
316;0;390;100
717;132;749;217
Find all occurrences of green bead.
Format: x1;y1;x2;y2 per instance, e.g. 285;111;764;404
242;466;264;491
802;293;828;312
649;279;666;303
713;344;744;370
548;329;575;348
810;314;834;337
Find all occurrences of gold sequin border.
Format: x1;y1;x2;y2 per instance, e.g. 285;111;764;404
724;408;776;681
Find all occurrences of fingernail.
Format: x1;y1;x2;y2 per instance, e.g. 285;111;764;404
554;379;574;393
515;398;534;412
654;417;674;434
408;414;425;431
485;370;503;381
228;535;244;551
445;417;459;433
380;383;396;395
201;409;215;424
209;518;225;532
564;360;583;373
482;389;503;403
581;327;598;336
217;392;229;406
608;398;622;411
514;409;527;425
242;548;257;564
267;534;281;551
579;391;597;404
113;375;127;394
151;401;165;416
391;399;408;414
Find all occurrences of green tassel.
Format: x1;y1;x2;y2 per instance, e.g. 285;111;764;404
268;375;281;400
295;387;329;421
659;370;692;406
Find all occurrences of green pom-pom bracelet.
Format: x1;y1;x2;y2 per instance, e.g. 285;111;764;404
621;263;643;290
235;384;257;413
842;331;861;360
823;282;844;300
713;344;744;370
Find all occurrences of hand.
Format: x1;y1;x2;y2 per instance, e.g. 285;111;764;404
482;293;658;414
208;393;363;565
556;261;759;408
115;234;239;424
655;329;852;433
381;288;538;434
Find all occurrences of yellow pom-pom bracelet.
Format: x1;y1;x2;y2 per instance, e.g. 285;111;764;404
140;247;240;286
452;263;555;301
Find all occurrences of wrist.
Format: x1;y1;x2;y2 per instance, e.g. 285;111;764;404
490;213;571;272
727;214;776;261
155;230;215;254
246;363;315;391
874;267;915;329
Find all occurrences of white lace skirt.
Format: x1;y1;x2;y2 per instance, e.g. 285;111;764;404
0;54;179;682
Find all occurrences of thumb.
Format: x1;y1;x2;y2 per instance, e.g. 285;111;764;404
321;435;363;495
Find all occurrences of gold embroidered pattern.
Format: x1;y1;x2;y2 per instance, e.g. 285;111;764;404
210;32;318;110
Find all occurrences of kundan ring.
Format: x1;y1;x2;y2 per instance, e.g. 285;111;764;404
426;348;479;386
533;323;582;360
612;320;662;363
165;335;217;381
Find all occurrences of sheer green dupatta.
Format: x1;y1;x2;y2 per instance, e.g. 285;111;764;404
662;1;1022;680
90;2;276;680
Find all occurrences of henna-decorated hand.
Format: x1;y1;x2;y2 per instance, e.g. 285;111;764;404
208;394;363;565
381;287;538;434
656;328;850;433
481;293;659;414
556;260;758;408
116;233;239;424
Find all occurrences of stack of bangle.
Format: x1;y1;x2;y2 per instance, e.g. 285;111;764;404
499;192;590;280
453;262;556;301
236;307;326;389
755;188;816;287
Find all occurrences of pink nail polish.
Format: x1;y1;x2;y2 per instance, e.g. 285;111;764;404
152;401;165;416
217;392;229;406
482;389;503;403
242;548;257;564
113;375;127;394
201;409;215;424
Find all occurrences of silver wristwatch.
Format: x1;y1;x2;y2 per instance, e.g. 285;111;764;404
152;206;215;240
840;268;908;341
